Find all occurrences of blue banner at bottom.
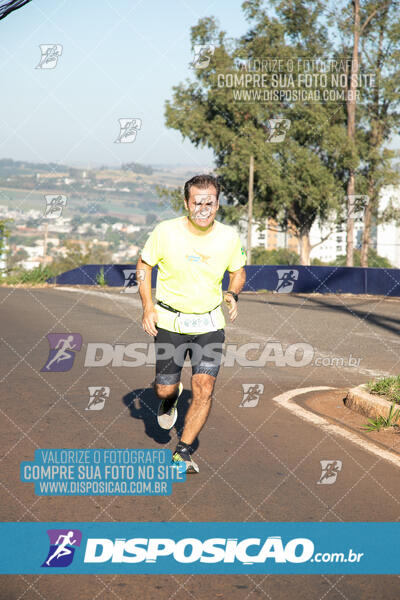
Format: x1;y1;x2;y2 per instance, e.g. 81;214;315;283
0;522;397;574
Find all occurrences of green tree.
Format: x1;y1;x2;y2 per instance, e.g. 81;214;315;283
165;6;346;265
121;162;153;175
0;219;12;276
252;247;300;265
7;247;28;270
357;1;400;266
333;247;393;267
328;0;400;266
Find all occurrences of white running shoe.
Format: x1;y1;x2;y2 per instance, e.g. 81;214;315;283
157;382;183;430
172;448;200;474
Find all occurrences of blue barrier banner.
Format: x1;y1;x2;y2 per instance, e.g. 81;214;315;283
47;264;400;296
0;522;398;574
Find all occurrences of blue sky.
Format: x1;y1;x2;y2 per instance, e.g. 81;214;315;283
1;1;398;169
0;0;250;168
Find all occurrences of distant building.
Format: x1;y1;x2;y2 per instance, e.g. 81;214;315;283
111;244;139;262
0;238;6;274
235;186;400;266
125;224;140;234
92;239;110;247
376;186;400;268
120;214;146;225
19;258;41;269
309;219;369;264
35;238;60;247
310;185;400;266
236;216;299;254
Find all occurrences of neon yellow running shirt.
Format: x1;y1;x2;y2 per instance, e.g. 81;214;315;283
140;216;246;333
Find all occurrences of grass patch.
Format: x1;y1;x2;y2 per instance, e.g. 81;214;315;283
363;402;400;431
366;376;400;405
95;267;108;286
1;265;54;285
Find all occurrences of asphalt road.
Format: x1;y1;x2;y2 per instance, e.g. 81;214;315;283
0;286;399;599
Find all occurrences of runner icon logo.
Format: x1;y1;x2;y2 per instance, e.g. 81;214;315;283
86;386;110;411
317;460;342;485
43;195;67;219
121;268;145;293
36;44;63;69
266;118;291;142
191;44;215;69
239;384;264;407
114;118;142;143
42;529;82;568
275;269;299;293
347;195;368;221
41;333;82;372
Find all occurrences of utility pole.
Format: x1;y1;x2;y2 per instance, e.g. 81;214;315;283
246;154;254;265
346;0;360;266
43;221;48;263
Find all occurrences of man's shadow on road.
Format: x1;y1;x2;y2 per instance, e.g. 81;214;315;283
122;387;199;453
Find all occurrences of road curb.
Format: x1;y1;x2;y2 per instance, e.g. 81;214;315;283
345;384;400;423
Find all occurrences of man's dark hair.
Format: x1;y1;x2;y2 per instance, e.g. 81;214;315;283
184;174;220;202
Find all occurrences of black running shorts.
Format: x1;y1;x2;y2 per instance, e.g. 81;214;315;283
154;327;225;385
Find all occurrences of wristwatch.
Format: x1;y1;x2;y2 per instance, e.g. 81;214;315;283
226;290;239;302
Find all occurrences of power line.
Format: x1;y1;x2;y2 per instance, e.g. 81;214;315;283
0;0;32;22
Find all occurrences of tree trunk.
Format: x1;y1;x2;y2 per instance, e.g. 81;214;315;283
299;229;311;266
360;12;386;269
361;180;374;267
43;221;48;260
246;154;254;265
346;172;356;266
346;0;360;267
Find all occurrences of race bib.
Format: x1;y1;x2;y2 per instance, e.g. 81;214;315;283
176;311;217;334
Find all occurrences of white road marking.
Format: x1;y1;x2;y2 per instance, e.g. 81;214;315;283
273;386;400;469
54;286;141;306
352;367;390;377
354;331;400;345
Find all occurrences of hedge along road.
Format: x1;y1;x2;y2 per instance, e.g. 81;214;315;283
0;285;399;600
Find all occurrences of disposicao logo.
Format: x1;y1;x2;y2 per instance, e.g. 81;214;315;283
83;536;314;564
42;529;82;567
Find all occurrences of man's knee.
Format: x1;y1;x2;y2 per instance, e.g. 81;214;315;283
192;375;215;402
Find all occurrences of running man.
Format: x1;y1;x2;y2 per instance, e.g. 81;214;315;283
45;335;77;371
137;174;246;473
45;531;77;566
276;269;297;292
87;386;108;410
44;195;65;217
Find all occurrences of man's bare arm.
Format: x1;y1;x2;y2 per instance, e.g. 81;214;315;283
227;266;246;295
223;267;246;322
137;256;153;309
136;257;158;336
